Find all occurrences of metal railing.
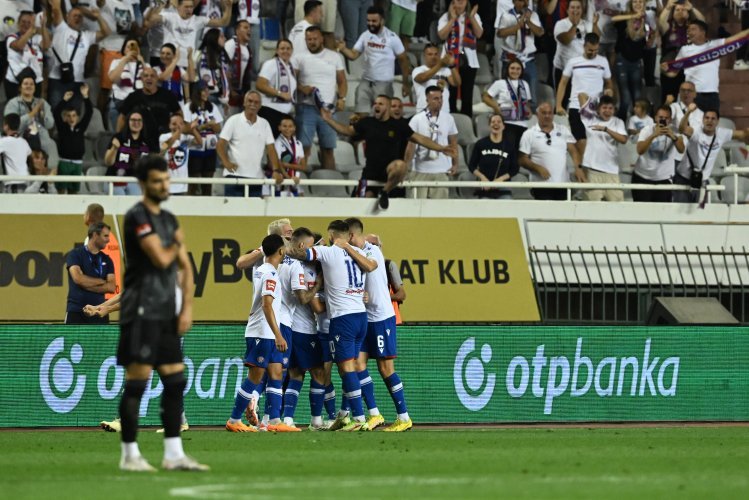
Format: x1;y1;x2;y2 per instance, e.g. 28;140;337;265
529;245;749;324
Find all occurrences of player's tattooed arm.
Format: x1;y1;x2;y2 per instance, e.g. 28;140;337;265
294;279;321;305
286;245;309;261
334;239;378;272
236;247;263;269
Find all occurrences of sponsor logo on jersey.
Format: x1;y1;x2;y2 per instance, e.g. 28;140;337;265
135;223;152;237
265;279;277;292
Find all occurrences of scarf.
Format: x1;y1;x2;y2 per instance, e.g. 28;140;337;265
275;57;293;103
446;13;476;66
503;79;530;121
228;38;253;106
665;34;749;72
200;50;229;102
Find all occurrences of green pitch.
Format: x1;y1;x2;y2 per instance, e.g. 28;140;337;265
1;427;748;499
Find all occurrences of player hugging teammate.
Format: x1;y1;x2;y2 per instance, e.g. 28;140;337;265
227;218;411;433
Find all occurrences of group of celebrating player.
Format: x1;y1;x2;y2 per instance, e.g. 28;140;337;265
226;217;411;433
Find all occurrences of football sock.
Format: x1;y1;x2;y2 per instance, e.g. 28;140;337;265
283;379;303;419
163;437;184;461
324;383;337;419
357;369;379;414
385;373;409;420
121;442;141;460
119;379;147;444
160;372;186;439
267;378;283;420
340;371;364;418
309;379;325;418
230;377;257;421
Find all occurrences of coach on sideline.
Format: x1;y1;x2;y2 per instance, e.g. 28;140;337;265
65;222;116;324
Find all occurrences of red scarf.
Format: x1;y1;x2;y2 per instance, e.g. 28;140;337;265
447;14;476;66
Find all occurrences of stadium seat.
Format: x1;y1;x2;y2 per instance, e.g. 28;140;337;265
456;146;468;172
211;169;224;197
473;84;484;104
553;114;570;128
452;113;477;146
729;145;749;166
510;172;533;200
96;134;114;165
45;140;60;171
719;175;749;204
84;109;106;169
347;56;365;80
258;41;277;67
85;77;101;109
712;149;728;179
393;82;412;104
85;166;108;194
464;143;474;169
333;141;358;173
718;118;743;151
355;141;365;165
475;53;493;85
617;143;638;173
641;86;661;110
306;144;321;169
474;113;491;139
535;57;549;86
346;168;363;181
456;170;477;199
308;169;348;197
619;172;633;201
346;80;360;111
535;83;555;108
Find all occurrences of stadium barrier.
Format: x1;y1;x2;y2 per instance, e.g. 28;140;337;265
4;324;748;427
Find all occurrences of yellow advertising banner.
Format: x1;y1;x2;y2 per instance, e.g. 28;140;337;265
0;215;539;322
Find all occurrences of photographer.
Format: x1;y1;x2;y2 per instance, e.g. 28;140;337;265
675;104;749;203
633;105;685;203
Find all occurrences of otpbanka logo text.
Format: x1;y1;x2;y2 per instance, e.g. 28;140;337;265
454;337;680;414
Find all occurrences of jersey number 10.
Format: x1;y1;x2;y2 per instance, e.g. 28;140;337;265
344;258;364;289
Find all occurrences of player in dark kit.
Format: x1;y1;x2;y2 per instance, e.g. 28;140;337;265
116;154;207;472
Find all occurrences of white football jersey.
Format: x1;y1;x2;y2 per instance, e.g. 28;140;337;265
315;290;330;334
306;245;366;319
361;242;395;322
291;262;318;335
244;263;281;340
278;255;307;328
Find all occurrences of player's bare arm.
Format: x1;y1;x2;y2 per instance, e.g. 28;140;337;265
335;239;378;272
262;295;286;352
236;248;263;269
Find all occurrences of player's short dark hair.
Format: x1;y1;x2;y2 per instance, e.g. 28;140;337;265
262;234;286;256
425;85;442;95
292;227;315;242
304;0;322;15
62;103;78;114
135;154;168;182
86;203;105;223
327;219;349;234
305;25;323;35
584;32;600;45
598;95;616;107
88;222;111;238
689;20;708;34
367;6;385;17
4;113;21;132
344;217;364;233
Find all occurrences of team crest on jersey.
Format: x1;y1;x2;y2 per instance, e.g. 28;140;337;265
266;280;277;292
135;223;152;237
257;356;264;363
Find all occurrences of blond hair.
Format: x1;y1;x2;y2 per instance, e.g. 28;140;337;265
267;218;292;236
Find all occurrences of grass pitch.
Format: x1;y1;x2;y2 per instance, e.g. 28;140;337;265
1;426;748;499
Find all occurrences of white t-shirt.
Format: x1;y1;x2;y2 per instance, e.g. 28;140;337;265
6;32;44;83
519;124;576;183
438;12;483;68
627;115;654;135
670;102;703;160
258;57;297;114
581;114;626;174
361;242;396;323
497;9;540;61
553;18;593;70
676;40;725;94
245;262;282;340
408;109;458;174
291;262;318;334
495;0;534;16
160;132;194;194
288;19;313;61
353;27;405;82
412;65;451;113
109;59;144;101
305;245;367;319
99;0;135;52
296;49;345;105
48;22;98;81
634;125;681;181
224;37;252;85
485;78;533;127
315;289;330;334
237;0;261;25
182;103;223;151
563;55;611;110
161;12;209;68
219;113;275;178
676;125;733;180
0;135;32;185
278;255;307;328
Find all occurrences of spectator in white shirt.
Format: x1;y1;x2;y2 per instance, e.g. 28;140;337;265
183;82;224;196
577;94;628;201
412;44;460;114
337;6;412;117
633;105;685;203
257;39;297;137
519;101;581;200
217;90;281;197
289;0;323;63
626;98;655;139
4;10;50;100
107;37;146;132
675;104;749;203
47;0;111;108
404;86;459;199
4;76;54;152
160;113;202;195
482;60;533;151
496;0;544;109
437;0;484;117
295;0;337;49
0;113;33;193
224;20;254;114
666;82;702;162
235;0;262;75
552;0;599;96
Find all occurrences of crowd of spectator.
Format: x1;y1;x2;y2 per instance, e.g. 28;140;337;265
1;0;749;206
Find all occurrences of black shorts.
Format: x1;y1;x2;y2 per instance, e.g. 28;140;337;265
568;109;586;141
117;317;182;367
187;152;217;176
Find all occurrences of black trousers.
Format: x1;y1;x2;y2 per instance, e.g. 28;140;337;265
631;172;672;203
449;65;477;117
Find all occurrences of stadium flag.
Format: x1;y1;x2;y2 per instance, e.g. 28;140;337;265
665;34;749;72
